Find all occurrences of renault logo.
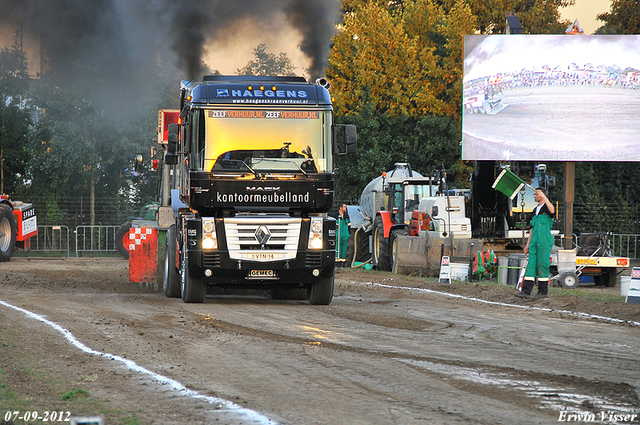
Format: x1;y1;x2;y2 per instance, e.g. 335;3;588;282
255;225;271;247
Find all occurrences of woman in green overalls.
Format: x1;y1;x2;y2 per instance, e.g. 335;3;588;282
517;187;555;300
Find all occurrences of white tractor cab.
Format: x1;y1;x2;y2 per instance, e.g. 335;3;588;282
412;192;472;239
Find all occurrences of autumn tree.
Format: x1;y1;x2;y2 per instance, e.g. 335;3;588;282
328;0;476;200
328;0;576;201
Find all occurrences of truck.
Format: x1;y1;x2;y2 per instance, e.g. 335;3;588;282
159;76;356;304
0;194;37;262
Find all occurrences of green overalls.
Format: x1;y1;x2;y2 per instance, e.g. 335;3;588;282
337;215;351;259
524;211;554;282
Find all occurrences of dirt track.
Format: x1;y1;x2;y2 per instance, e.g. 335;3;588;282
1;257;639;424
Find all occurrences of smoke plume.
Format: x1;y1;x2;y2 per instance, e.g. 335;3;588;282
0;0;342;121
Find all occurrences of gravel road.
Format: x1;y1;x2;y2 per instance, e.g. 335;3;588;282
1;258;639;424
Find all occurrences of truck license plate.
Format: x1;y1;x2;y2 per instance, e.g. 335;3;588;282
250;270;275;277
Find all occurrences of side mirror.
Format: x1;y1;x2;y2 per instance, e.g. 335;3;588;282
431;206;439;217
333;124;357;155
344;125;357;154
167;123;179;154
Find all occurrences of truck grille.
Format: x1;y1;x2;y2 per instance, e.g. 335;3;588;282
224;217;302;262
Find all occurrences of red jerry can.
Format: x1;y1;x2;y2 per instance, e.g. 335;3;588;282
128;227;158;284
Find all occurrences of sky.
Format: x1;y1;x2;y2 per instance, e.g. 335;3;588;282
559;0;611;34
464;35;640;82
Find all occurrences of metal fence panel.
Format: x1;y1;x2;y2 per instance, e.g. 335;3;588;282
75;225;121;256
27;225;71;257
610;234;640;260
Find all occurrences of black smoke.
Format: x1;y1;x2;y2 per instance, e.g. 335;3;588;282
0;0;342;123
0;0;342;80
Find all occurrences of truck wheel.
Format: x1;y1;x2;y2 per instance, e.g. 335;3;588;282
307;272;334;305
181;251;206;303
163;225;181;298
390;228;409;271
558;271;578;289
373;217;391;271
0;204;16;262
115;222;132;260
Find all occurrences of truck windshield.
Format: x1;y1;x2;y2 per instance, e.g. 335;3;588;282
192;108;331;173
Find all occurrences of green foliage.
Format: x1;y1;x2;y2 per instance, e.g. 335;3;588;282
0;35;33;195
236;44;297;76
60;388;90;401
597;0;640;34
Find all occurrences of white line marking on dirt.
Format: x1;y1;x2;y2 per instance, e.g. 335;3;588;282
358;282;640;327
0;299;278;425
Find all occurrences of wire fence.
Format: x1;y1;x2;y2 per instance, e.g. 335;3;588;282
24;196;142;227
13;197;640;259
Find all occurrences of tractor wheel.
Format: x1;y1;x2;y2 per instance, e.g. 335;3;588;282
345;233;355;267
372;216;391;271
390;228;409;271
0;204;16;262
115;222;132;260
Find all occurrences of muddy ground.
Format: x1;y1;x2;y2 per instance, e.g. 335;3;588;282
1;257;639;424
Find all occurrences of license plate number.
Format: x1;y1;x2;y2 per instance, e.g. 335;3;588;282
250;270;275;277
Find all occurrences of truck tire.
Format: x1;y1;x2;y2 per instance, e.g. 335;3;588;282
307;272;334;305
390;228;409;271
0;204;16;262
115;222;132;260
163;225;181;298
558;271;579;289
372;216;391;271
181;250;206;303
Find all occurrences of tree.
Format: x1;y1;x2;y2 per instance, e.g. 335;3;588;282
596;0;640;34
236;44;297;76
0;35;32;195
328;0;577;202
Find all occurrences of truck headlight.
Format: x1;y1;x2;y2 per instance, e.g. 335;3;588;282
308;218;323;250
202;219;217;250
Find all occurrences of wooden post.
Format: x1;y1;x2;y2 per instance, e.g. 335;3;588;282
564;162;575;249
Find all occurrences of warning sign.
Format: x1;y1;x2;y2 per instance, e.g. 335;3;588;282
439;256;451;284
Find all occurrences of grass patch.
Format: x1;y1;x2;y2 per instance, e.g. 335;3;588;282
0;325;151;424
61;389;90;401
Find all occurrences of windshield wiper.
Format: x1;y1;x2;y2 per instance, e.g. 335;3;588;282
213;159;258;176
